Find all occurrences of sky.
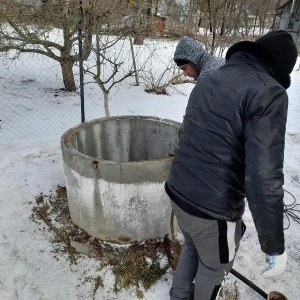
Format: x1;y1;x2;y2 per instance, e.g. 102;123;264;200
0;36;299;300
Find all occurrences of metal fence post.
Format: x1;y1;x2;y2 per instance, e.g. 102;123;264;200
78;0;85;123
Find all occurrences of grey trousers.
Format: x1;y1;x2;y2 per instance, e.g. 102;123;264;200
170;200;245;300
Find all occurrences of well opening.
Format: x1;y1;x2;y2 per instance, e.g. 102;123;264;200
72;117;179;162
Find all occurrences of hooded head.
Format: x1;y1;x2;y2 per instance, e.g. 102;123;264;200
255;30;298;75
226;30;298;89
174;36;225;80
173;36;205;79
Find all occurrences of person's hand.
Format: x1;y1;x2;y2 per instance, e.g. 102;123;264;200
262;251;287;277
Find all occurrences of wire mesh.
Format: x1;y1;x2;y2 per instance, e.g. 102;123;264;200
0;0;186;143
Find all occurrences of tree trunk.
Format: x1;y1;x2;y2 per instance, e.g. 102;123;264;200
134;35;144;45
220;0;229;36
207;0;213;33
103;90;110;117
210;29;216;55
271;0;282;29
252;10;258;36
60;0;76;92
154;0;159;15
197;1;205;31
146;0;152;36
129;36;139;86
60;59;76;92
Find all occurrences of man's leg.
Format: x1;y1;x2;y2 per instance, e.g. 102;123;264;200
193;219;245;300
169;226;198;300
170;201;200;300
170;200;245;300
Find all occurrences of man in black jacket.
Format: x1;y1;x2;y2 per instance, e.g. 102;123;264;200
166;30;298;300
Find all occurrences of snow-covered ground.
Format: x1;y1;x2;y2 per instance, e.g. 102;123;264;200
0;37;299;300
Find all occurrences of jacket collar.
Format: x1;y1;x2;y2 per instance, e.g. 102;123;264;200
226;41;291;89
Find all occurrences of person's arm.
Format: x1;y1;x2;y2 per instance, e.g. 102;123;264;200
244;85;287;256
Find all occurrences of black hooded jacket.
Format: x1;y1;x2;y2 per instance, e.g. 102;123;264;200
166;34;297;256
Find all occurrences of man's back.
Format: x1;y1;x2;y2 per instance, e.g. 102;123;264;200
167;31;298;300
168;51;288;225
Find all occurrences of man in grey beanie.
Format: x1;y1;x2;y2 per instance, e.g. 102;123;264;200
173;36;224;82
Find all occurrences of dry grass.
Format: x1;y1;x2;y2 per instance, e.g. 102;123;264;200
31;185;180;297
31;186;243;299
219;279;239;300
31;185;242;299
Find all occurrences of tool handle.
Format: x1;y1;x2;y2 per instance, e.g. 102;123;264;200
230;268;268;299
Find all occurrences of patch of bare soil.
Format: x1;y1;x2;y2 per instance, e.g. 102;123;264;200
268;291;288;300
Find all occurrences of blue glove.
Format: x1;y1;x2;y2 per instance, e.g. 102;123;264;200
262;251;287;277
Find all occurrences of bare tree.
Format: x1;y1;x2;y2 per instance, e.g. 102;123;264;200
178;0;280;55
0;0;93;91
256;0;279;34
0;0;128;92
85;34;135;117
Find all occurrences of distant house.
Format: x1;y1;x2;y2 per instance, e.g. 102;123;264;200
274;0;300;50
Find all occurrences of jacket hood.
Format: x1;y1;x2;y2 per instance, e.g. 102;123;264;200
226;31;298;89
174;36;225;80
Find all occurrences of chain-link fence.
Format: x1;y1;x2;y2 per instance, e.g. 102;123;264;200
0;0;192;143
1;0;282;143
0;36;184;142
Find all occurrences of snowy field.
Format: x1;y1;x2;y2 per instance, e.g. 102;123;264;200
0;36;300;300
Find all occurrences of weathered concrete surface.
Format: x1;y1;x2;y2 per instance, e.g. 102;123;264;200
61;116;181;242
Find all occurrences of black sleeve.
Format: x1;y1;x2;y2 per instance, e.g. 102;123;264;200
244;85;288;255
